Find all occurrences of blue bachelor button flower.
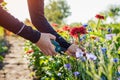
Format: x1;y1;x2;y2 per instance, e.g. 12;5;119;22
101;47;107;54
81;57;86;62
108;28;112;33
83;24;88;27
64;63;71;70
73;71;80;76
113;58;119;63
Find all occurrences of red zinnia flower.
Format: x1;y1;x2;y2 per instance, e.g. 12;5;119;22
26;50;34;54
70;26;87;37
62;25;71;31
51;23;58;27
95;14;104;19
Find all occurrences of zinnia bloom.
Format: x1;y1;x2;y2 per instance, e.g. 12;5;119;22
62;25;71;31
26;50;34;54
95;14;104;19
70;26;87;37
90;35;97;40
56;30;63;33
51;23;58;27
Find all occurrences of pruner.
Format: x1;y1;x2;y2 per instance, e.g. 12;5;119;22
51;40;65;54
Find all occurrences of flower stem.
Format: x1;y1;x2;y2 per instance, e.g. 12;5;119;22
96;19;101;30
78;33;81;47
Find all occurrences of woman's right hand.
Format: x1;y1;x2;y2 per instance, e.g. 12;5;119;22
35;33;57;56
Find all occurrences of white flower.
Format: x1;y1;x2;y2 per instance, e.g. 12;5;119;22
46;71;52;76
57;73;62;76
75;48;84;58
105;34;116;40
118;77;120;80
86;53;97;60
49;57;54;61
95;37;100;42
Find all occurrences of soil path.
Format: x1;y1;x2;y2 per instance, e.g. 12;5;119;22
0;36;32;80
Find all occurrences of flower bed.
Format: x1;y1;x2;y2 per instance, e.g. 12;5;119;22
0;27;9;69
24;14;120;80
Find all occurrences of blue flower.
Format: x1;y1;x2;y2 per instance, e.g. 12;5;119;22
113;58;119;63
73;71;80;76
101;47;107;54
64;63;71;70
83;24;88;27
81;57;86;62
101;76;107;80
108;28;112;33
79;35;87;41
79;37;83;41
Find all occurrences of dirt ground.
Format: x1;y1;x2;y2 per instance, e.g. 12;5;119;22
0;36;33;80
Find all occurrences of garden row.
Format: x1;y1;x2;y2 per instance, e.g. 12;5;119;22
24;14;120;80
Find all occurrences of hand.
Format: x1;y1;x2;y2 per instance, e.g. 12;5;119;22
35;33;57;56
66;44;85;57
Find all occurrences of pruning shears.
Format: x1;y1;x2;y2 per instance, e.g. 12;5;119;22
51;40;65;54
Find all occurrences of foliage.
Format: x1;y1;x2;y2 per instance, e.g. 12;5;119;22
100;5;120;23
0;55;3;62
0;26;4;39
24;14;120;80
45;0;71;24
0;39;8;53
108;5;120;21
0;39;9;62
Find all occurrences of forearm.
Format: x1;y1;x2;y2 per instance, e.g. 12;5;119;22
27;0;71;51
0;6;40;43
